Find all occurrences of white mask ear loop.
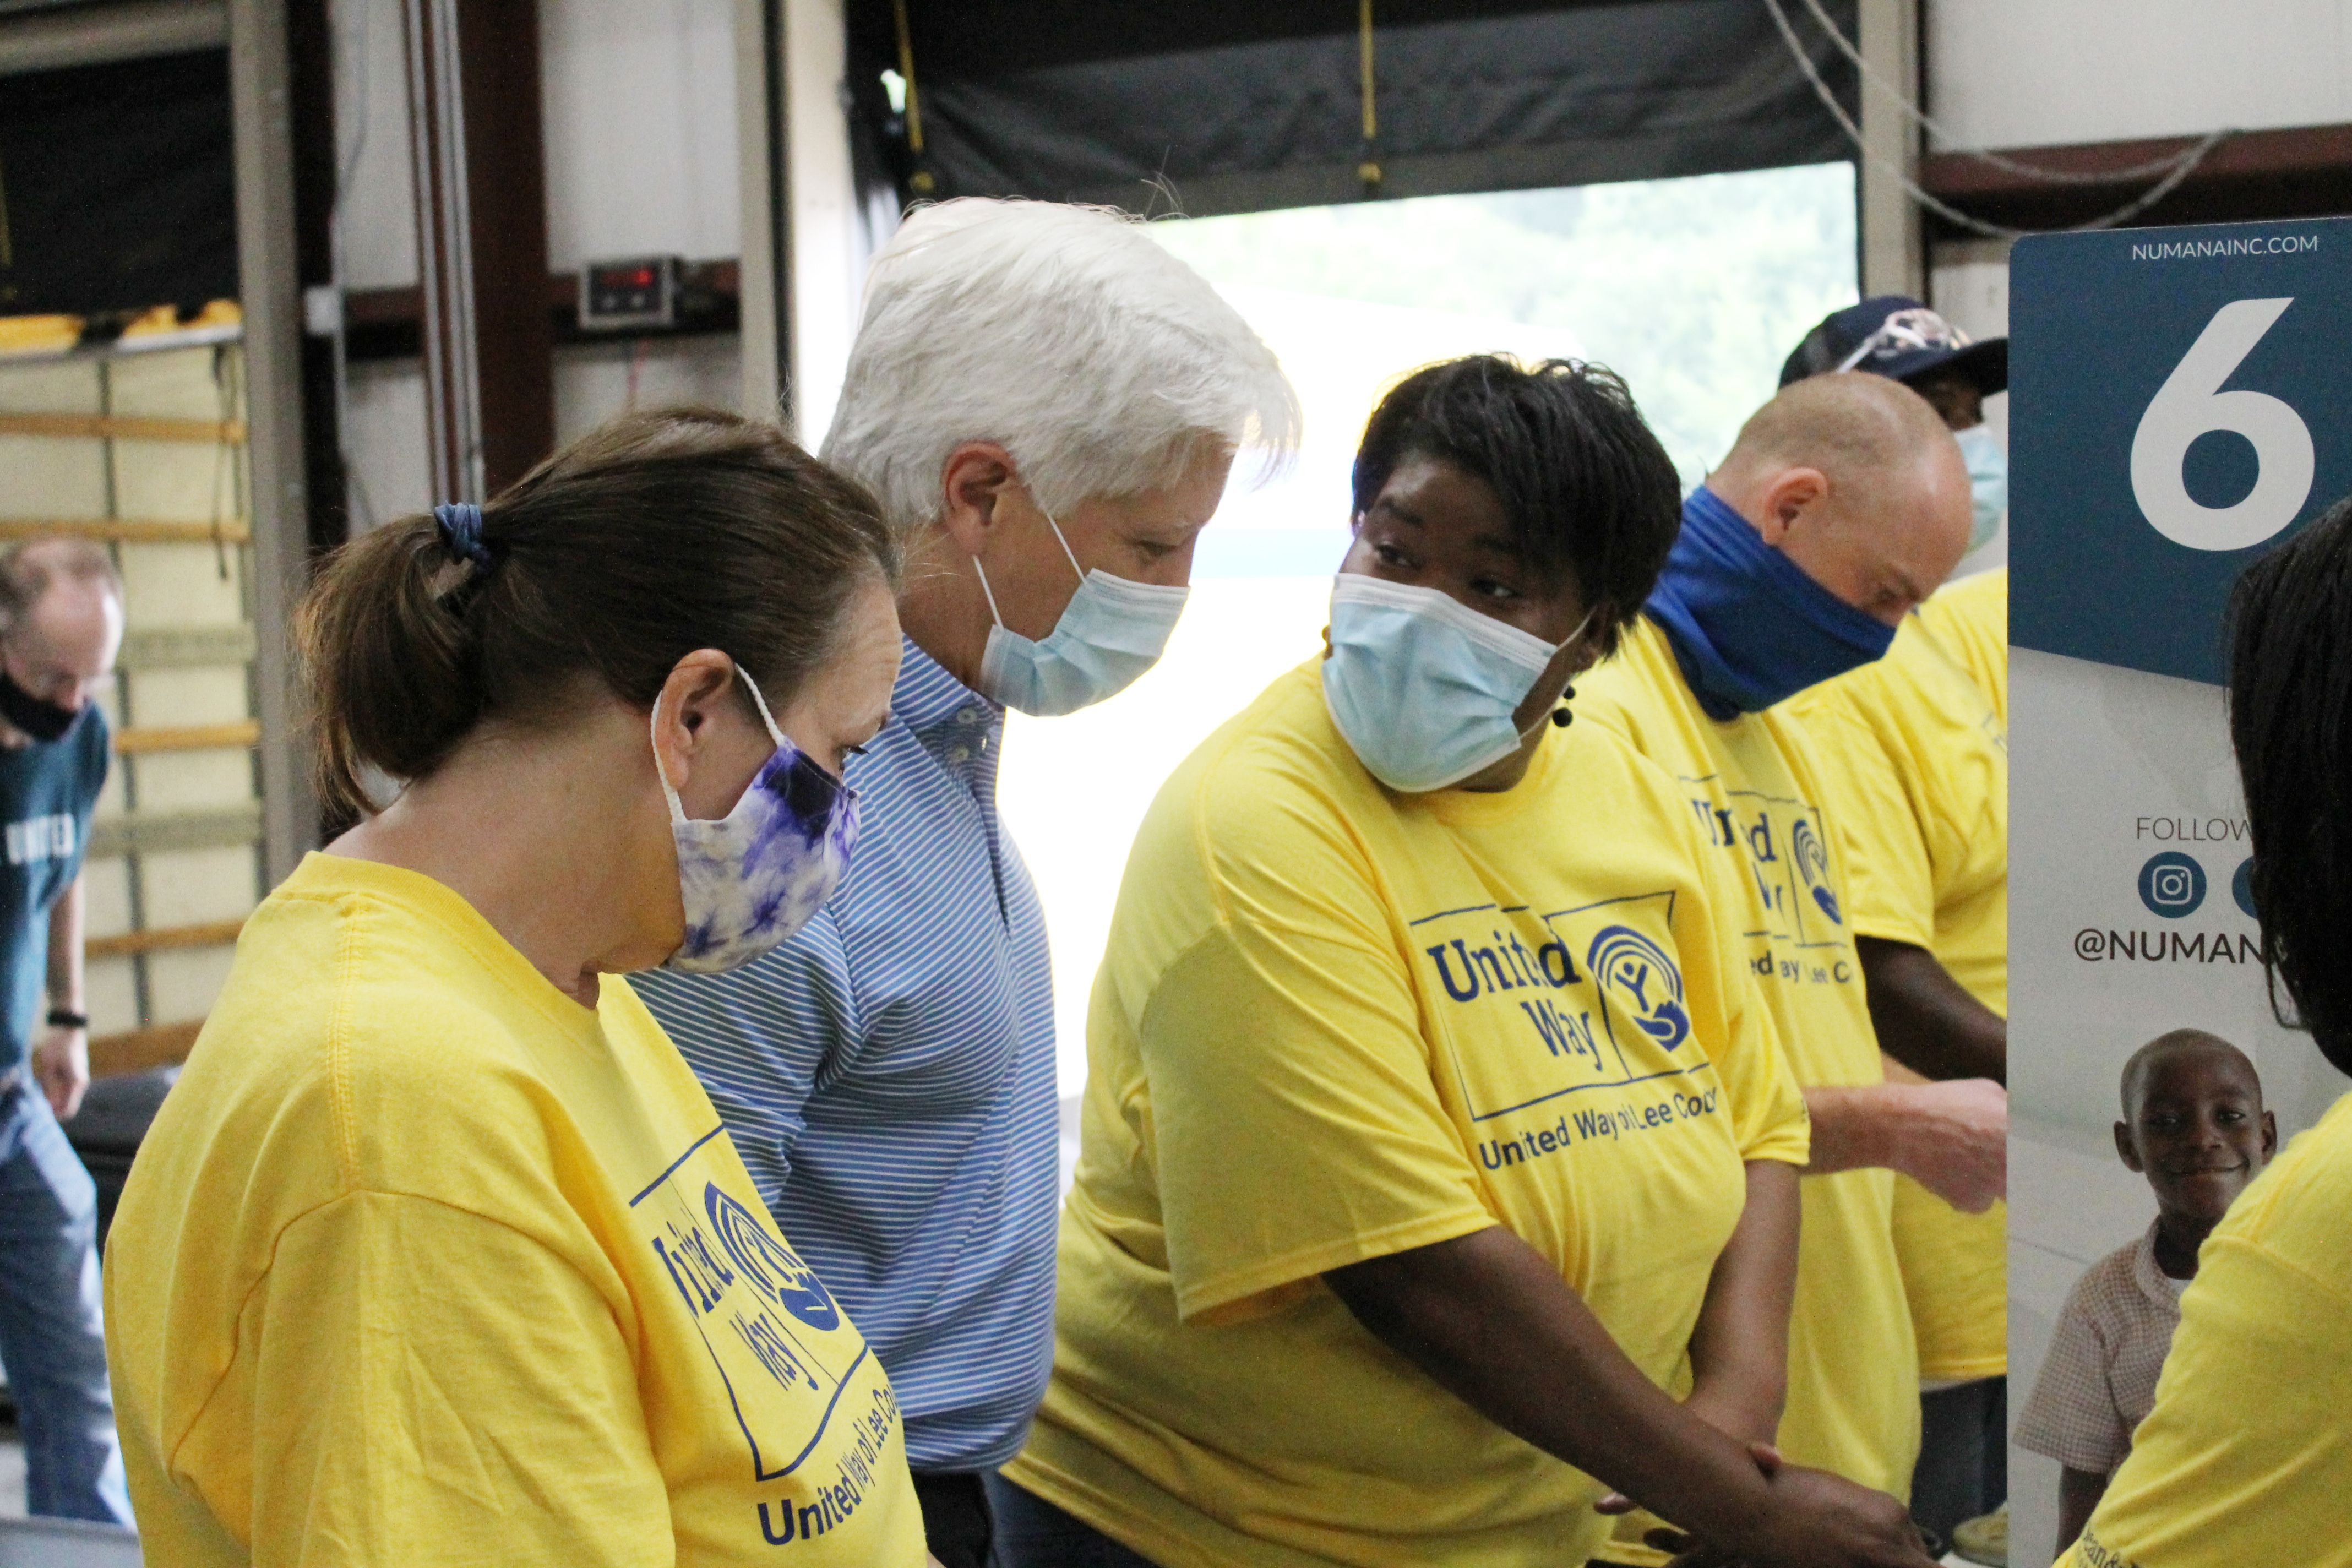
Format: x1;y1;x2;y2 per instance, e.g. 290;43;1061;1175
971;499;1087;628
1039;507;1086;581
650;663;787;821
1515;606;1602;744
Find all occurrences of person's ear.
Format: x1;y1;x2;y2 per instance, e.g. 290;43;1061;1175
2114;1120;2146;1173
651;649;741;794
2261;1108;2279;1161
935;442;1021;560
1754;466;1828;546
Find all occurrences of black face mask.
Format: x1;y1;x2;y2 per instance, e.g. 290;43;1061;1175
0;671;81;743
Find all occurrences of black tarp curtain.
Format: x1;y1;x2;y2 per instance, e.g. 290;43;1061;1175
846;1;1860;218
0;48;238;319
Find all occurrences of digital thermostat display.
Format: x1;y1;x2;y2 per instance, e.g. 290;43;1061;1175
580;256;679;331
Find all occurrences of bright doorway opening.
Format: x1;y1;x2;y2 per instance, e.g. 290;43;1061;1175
998;162;1861;1099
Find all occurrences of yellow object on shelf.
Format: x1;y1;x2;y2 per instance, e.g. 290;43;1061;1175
0;314;85;356
120;299;243;339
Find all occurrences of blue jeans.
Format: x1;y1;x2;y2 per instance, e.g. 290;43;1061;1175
985;1473;1161;1568
1910;1376;2006;1543
0;1074;131;1523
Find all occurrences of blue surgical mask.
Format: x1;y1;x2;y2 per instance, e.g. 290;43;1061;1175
1953;422;2007;551
1322;574;1588;794
655;667;859;974
1645;486;1896;721
973;509;1190;716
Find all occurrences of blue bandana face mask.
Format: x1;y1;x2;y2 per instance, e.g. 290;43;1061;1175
1645;486;1897;721
1953;422;2007;551
654;667;859;974
1322;574;1590;794
973;509;1190;716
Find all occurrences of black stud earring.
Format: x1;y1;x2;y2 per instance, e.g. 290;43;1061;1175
1550;707;1574;728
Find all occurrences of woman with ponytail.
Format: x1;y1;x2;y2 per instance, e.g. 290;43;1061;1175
104;409;935;1566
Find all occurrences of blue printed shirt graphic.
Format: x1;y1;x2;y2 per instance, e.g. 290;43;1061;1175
634;639;1059;1472
0;705;107;1078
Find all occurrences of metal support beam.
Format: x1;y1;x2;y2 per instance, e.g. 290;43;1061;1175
784;0;859;449
287;0;347;554
735;0;789;426
400;0;553;500
226;0;320;885
1857;0;1922;299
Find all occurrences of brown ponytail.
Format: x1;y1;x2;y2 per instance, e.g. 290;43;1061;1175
296;406;897;824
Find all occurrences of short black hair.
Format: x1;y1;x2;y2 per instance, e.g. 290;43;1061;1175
2119;1029;2261;1119
2229;493;2352;1076
1351;356;1683;655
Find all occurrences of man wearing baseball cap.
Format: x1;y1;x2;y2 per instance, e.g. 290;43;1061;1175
1783;297;2008;560
1784;296;2012;1553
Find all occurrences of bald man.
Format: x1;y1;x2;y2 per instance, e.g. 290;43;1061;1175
1783;319;2014;1543
1577;373;2006;1507
0;538;129;1525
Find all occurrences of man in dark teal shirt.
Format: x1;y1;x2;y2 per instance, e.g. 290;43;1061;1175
0;539;126;1523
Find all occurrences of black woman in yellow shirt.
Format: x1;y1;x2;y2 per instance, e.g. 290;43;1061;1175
998;357;1934;1568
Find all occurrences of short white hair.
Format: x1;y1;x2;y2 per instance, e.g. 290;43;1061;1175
821;199;1298;538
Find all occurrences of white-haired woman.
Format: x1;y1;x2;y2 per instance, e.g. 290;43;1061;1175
629;198;1297;1568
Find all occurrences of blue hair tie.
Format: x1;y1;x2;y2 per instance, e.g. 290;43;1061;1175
433;502;494;569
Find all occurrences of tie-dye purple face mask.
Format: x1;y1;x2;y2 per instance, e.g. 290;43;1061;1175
653;666;858;974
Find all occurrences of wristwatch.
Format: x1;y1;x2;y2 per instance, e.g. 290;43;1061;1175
46;1008;89;1031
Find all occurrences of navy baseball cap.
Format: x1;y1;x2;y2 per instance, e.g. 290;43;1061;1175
1778;295;2007;395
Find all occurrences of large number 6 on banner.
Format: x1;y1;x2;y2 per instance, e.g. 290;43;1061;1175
2130;297;2315;552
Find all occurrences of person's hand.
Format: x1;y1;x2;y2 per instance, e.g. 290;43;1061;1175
31;1023;89;1120
1647;1456;1935;1568
1891;1077;2006;1212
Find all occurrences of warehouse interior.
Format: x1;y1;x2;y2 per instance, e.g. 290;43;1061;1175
3;2;2349;1564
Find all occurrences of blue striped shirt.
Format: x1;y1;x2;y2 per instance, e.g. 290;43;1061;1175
633;640;1059;1472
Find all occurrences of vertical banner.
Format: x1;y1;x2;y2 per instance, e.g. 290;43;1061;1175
2007;219;2352;1565
2012;217;2352;1136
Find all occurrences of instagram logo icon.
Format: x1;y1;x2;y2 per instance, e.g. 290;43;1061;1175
2137;852;2208;919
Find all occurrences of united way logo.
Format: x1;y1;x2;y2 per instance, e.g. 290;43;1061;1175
1791;818;1842;924
1587;925;1691;1050
706;1184;842;1330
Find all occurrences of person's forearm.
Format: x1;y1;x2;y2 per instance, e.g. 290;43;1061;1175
1802;1077;2006;1211
1801;1082;1915;1174
2056;1467;2108;1553
1325;1226;1777;1545
1683;1159;1799;1444
1855;936;2005;1084
47;875;83;1012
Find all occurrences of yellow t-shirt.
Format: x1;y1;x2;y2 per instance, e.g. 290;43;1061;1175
2059;1090;2352;1568
1791;607;2008;1383
1913;567;2007;727
1575;617;1920;1499
104;853;923;1568
1005;661;1810;1568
